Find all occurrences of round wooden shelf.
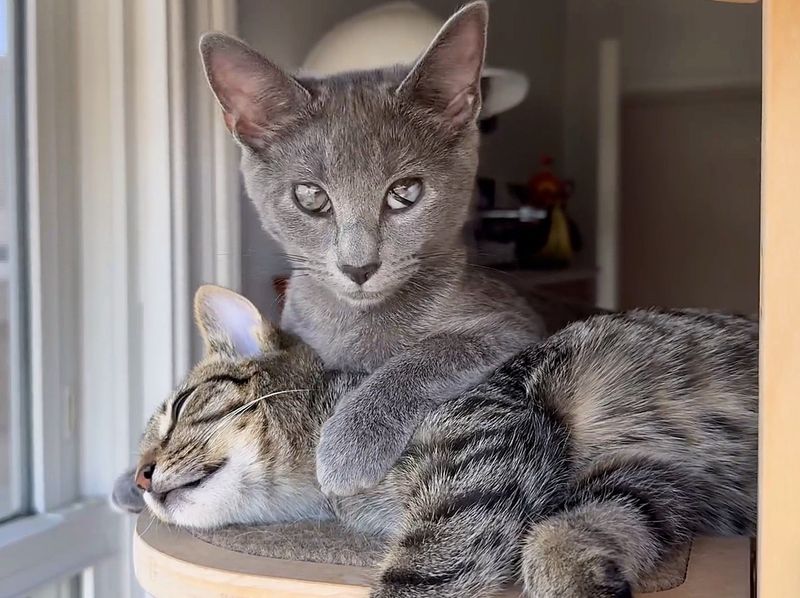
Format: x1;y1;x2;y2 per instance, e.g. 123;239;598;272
134;515;751;597
133;516;375;597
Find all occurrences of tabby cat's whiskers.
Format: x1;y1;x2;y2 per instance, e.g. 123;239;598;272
195;389;310;447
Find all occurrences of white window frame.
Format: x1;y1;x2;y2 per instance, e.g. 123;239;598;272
0;1;239;596
1;0;27;523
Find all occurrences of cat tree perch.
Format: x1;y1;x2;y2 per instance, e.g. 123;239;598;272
134;516;752;597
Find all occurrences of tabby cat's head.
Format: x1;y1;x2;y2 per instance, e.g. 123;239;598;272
117;285;331;529
200;2;488;307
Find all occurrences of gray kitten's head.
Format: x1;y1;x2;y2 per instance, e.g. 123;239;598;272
200;2;488;307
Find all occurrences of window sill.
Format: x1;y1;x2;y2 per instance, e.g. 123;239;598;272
0;499;123;597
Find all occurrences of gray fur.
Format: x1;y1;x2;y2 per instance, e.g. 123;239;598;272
199;1;545;496
121;286;757;598
111;466;145;513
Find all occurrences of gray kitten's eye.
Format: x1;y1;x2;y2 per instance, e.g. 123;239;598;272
386;178;423;211
293;183;331;215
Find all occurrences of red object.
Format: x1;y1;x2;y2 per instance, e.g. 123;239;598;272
528;155;572;208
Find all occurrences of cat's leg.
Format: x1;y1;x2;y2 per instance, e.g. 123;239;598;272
521;457;702;598
316;322;539;496
369;396;571;597
522;504;641;598
369;499;524;598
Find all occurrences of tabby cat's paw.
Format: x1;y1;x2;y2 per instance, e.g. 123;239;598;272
586;560;633;598
316;406;406;496
524;555;632;598
523;520;633;598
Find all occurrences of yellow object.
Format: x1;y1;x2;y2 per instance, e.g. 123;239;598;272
537;204;573;263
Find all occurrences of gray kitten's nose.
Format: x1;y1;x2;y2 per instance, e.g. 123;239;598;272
339;262;381;285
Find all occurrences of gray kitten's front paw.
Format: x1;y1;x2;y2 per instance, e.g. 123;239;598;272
111;466;146;514
316;406;407;496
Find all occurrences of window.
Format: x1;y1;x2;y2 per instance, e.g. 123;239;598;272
0;2;237;595
0;1;118;594
0;0;26;523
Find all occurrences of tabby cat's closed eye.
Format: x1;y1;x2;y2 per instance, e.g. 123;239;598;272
293;183;331;215
386;178;423;211
171;388;194;421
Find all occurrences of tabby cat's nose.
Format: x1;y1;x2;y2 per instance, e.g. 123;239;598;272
339;262;381;285
135;462;156;492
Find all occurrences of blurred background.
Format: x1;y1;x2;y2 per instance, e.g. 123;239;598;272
237;0;761;319
0;1;760;597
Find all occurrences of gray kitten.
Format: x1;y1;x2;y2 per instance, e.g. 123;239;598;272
117;285;757;598
199;1;545;496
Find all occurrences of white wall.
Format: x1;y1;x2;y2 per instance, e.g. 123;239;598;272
236;0;567;315
620;88;761;313
620;0;761;93
563;0;762;271
563;0;622;269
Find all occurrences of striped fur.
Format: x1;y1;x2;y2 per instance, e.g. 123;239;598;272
124;297;757;598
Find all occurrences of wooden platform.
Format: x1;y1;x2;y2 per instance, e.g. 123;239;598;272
134;516;752;597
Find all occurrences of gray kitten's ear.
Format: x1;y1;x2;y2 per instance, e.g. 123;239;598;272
397;1;488;126
199;32;310;148
194;285;280;359
111;466;145;514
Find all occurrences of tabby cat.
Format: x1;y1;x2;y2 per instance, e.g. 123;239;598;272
117;285;757;598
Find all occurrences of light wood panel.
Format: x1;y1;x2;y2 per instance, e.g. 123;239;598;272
758;0;800;596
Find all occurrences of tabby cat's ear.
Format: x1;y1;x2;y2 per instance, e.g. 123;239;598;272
199;33;310;148
194;285;279;359
397;1;488;127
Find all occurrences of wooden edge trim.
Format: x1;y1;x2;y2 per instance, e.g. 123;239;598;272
758;1;800;596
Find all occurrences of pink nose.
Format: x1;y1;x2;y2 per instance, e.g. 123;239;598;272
135;462;155;491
